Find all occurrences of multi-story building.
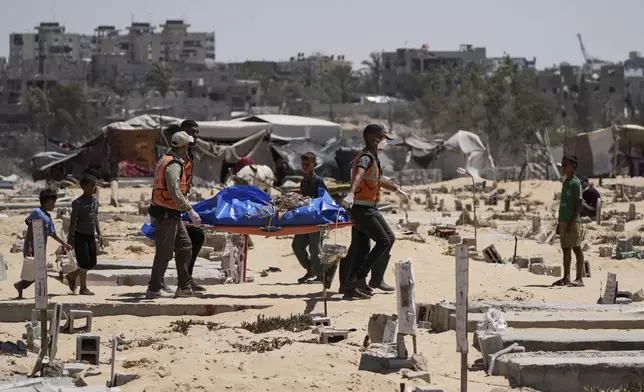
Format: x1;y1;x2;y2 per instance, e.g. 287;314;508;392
9;20;215;72
229;53;351;80
381;44;487;96
536;62;625;130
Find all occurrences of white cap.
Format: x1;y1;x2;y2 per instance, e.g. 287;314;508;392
171;131;194;148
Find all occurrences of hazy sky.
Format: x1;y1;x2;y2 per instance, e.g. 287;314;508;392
1;0;642;69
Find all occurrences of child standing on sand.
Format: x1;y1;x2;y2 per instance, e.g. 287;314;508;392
292;152;327;283
14;189;72;298
65;175;102;296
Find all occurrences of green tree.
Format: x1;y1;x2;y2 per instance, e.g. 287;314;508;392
361;51;383;94
20;84;95;144
146;62;175;98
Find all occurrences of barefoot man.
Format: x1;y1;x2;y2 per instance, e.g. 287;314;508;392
553;154;585;287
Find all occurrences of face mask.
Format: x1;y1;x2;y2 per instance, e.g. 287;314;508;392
377;139;388;150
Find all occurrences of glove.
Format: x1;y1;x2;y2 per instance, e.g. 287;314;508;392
396;188;410;205
342;193;355;209
188;209;201;225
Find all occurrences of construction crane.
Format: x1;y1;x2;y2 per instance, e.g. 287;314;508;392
577;33;593;73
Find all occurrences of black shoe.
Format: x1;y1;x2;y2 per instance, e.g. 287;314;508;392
369;281;395;292
297;272;314;284
191;281;207;292
309;276;323;283
343;288;370;300
356;279;374;294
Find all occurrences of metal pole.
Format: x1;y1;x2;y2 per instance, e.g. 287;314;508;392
461;352;468;392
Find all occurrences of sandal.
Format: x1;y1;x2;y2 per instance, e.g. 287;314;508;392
568;280;585;287
551;278;570;287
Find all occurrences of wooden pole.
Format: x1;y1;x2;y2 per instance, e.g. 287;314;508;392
394;258;417;359
109;335;117;387
471;176;477;250
49;303;62;360
31;219;48;376
455;244;469;392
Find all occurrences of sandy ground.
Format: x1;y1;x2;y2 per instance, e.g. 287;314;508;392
1;177;644;392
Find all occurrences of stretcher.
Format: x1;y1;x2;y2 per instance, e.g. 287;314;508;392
211;221;352;237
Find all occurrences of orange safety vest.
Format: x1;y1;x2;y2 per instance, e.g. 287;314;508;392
351;150;382;206
151;154;189;211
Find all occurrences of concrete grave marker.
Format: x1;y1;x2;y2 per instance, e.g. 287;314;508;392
602;272;618;305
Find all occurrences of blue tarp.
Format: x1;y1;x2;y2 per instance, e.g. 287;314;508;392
141;185;350;239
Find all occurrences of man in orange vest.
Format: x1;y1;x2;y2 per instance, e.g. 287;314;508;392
179;120;207;292
340;123;409;299
146;131;202;299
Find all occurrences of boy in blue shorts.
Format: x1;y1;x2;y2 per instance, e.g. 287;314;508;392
14;189;72;298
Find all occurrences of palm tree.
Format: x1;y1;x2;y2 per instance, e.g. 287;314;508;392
146;62;175;98
361;51;383;94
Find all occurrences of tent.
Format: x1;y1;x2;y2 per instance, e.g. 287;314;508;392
235;114;342;144
429;130;495;180
564;124;644;178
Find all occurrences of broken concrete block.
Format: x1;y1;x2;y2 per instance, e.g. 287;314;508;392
628;203;637;221
482;245;502;263
545;265;562;277
447;235;461;244
633;289;644;302
76;334;100;365
617;237;634;253
478;334;503;370
411;387;444;392
358;352;412;372
599;247;612;258
529;263;546;275
461;238;476;248
113;372;139;387
529;257;544;265
320;329;349;344
514;257;529;269
402;370;431;383
418;321;431;329
410;353;429;371
67;310;93;333
311;317;331;327
367;314;397;343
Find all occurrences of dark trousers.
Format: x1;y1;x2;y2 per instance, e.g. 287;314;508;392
73;232;97;270
292;232;323;276
339;227;369;288
148;216;193;292
346;205;395;286
186;226;205;276
15;280;34;290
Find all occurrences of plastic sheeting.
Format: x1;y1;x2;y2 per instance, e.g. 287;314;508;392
141;185;350;239
442;130;495;180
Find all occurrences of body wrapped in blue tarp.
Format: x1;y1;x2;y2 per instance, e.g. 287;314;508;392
141;185;350;239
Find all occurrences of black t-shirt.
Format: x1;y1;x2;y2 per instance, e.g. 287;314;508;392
300;174;327;198
583;185;600;208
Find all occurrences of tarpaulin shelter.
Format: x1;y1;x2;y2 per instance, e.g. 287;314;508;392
563;124;644;178
429;130;495;180
235;114;342;144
